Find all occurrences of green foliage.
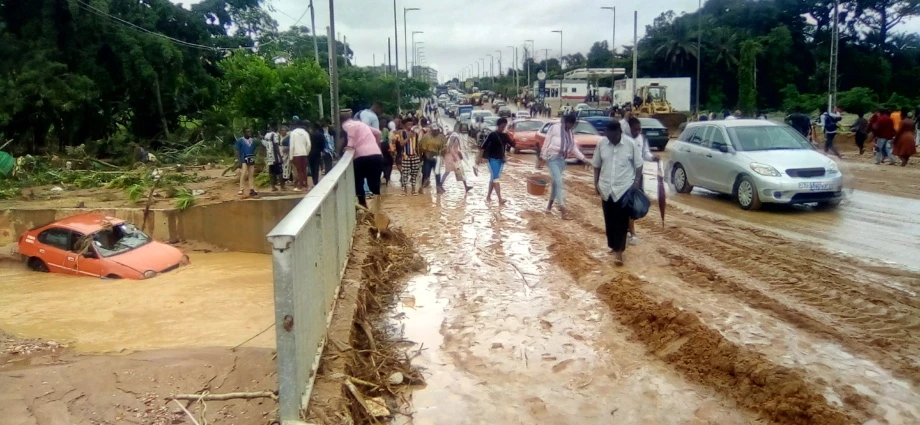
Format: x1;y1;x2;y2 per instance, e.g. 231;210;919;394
255;171;271;188
837;87;879;116
173;187;196;211
737;40;761;115
885;92;915;110
126;183;148;204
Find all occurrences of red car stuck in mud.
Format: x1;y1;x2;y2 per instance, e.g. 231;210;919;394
17;213;188;279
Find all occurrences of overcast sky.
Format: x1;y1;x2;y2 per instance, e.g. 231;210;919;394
173;0;920;83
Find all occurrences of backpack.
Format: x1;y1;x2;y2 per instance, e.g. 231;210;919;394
823;114;838;132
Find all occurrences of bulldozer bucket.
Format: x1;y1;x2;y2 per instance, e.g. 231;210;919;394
652;113;688;137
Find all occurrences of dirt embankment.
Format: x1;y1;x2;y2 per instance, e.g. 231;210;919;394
1;329;277;425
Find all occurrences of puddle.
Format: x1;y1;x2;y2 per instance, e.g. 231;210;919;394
0;252;274;352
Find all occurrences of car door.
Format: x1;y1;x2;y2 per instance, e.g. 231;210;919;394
35;227;74;274
678;125;709;188
61;232;105;278
697;127;735;193
694;126;724;191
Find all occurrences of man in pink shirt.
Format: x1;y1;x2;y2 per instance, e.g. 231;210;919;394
341;110;384;208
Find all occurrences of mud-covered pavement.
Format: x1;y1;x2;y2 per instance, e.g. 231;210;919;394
379;116;920;424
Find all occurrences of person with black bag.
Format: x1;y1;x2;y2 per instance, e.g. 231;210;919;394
591;121;644;266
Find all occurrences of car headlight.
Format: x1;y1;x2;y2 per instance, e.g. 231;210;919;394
826;162;840;175
143;270;158;279
750;162;781;177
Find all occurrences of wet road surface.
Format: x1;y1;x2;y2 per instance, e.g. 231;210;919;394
0;252;274;352
381;110;920;424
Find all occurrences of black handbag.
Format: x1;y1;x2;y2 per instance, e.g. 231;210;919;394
619;187;650;220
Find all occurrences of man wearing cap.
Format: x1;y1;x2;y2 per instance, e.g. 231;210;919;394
418;123;447;191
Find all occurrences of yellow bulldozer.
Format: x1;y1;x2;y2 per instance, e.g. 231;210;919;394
636;83;687;135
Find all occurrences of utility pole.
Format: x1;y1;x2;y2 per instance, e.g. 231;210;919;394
387;38;392;75
404;7;420;76
602;6;616;54
309;0;322;117
508;45;519;90
828;0;839;111
495;49;502;77
327;21;340;153
696;0;701;116
525;40;534;89
392;0;400;112
632;11;638;99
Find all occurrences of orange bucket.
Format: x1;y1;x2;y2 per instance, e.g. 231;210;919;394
527;176;549;196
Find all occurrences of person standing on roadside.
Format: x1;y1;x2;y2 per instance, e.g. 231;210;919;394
261;125;285;191
626;117;659;245
850;113;870;155
288;120;312;191
441;130;473;193
321;120;336;174
592;121;643;266
418;124;447;191
308;122;325;185
379;119;394;186
822;107;843;159
539;115;585;219
280;126;292;184
235;128;258;197
341;111;384;208
873;109;897;165
479;117;514;204
356;102;382;130
893;108;916;166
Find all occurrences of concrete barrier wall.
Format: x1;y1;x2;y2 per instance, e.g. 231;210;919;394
0;197;301;254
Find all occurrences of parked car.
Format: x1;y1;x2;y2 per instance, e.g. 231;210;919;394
575;103;590;111
513;111;531;119
17;213;189;279
637;117;670;151
506;119;546;152
534;119;601;161
669;120;844;210
498;106;513;118
575;109;612;132
476;117;502;146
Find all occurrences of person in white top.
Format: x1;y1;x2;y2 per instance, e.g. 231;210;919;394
356;102;382;130
288;120;312;191
538;115;585;219
625;117;659;245
591;120;644;266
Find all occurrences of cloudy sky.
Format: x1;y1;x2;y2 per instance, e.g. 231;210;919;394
173;0;919;83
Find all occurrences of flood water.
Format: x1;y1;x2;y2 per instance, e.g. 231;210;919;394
0;252;274;352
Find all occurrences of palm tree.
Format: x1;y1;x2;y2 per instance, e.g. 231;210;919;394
654;19;699;72
707;27;739;71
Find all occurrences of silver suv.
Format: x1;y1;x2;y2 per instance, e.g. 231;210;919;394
669;120;844;210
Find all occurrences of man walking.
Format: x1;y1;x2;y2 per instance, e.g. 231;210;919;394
479;117;513;204
418;124;447;191
539;115;585;219
288;120;312;191
873;108;897;165
626;117;659;244
235;128;258;197
261;125;285;191
850;113;869;155
592;121;643;266
822;107;843;158
785;108;812;140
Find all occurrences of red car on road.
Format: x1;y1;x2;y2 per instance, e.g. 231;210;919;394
506;119;546;152
534;119;602;161
17;213;188;279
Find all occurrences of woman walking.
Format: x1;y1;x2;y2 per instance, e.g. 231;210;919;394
341;111;384;208
394;118;421;194
539;115;585;219
893;109;916;166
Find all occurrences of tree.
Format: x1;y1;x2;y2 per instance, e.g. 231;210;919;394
836;87;878;115
737;40;761;115
587;41;615;67
856;0;920;49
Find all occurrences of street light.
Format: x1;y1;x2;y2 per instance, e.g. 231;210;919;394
412;31;424;72
551;30;563;72
508;45;519;89
495;49;502;76
403;7;420;76
486;53;494;83
601;7;616;54
525;39;534;88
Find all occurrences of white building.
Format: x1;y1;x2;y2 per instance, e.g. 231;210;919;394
533;80;589;101
613;77;692;112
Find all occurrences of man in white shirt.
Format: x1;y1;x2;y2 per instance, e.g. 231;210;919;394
356;102;382;130
539;115;585;219
591;120;643;266
288;120;312;191
626;117;659;245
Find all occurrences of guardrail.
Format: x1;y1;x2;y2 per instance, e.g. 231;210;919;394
266;150;357;422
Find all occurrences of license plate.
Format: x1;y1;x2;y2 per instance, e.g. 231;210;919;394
646;131;661;136
798;182;833;191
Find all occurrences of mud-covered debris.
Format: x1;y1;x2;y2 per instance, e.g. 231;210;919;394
387;372;404;385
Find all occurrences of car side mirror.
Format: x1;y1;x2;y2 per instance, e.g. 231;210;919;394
714;142;729;153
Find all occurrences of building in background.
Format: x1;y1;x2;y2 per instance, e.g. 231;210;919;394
412;66;438;86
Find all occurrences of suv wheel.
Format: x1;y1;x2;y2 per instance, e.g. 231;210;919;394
672;164;693;193
735;175;762;210
28;257;49;273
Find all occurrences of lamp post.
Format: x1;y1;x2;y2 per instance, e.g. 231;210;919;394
403;7;420;76
415;44;425;74
551;30;563;74
486;53;494;84
392;0;400;112
696;0;701;116
525;39;534;88
412;31;424;74
601;6;616;54
507;45;518;89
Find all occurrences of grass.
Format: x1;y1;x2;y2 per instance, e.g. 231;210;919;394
173;187;196;211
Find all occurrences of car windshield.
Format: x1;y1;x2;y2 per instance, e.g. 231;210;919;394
579;110;606;117
728;126;813;151
92;223;151;257
515;121;543;131
574;122;599;135
638;118;665;128
483;117;499;125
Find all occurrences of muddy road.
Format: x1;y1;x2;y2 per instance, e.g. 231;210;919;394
379;115;920;424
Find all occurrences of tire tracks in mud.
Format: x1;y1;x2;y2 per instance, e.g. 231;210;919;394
525;213;859;425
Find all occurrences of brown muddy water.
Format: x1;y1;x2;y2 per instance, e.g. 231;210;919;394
0;252;273;352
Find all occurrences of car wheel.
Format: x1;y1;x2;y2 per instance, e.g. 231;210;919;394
28;257;49;273
105;274;122;279
672;164;693;194
735;175;762;211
